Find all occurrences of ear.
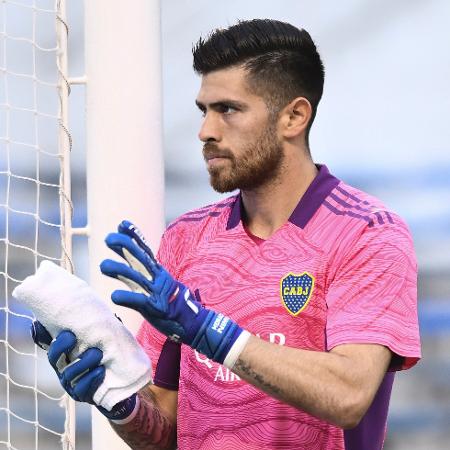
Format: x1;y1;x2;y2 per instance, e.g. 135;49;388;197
279;97;312;139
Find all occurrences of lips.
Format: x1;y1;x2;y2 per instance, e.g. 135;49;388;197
203;145;232;162
204;153;229;161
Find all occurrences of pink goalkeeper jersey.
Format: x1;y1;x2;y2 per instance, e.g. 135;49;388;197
137;165;421;450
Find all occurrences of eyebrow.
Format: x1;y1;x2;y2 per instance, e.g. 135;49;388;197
195;99;246;111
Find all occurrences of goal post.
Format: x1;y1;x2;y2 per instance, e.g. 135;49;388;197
84;1;164;449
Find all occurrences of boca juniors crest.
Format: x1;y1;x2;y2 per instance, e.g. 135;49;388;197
280;272;315;316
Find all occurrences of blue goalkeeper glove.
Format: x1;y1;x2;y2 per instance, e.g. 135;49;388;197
31;321;138;422
100;220;250;367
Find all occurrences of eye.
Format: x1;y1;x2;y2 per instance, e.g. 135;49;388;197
197;107;206;117
218;104;238;115
195;101;207;117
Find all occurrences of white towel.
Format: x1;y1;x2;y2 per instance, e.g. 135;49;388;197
12;260;152;411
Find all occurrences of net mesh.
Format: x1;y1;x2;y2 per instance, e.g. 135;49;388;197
0;1;73;449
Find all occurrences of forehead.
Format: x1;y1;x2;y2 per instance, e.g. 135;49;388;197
196;66;263;105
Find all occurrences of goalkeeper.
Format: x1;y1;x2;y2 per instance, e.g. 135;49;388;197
32;19;421;450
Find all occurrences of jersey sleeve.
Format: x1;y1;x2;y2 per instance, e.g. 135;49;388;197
325;217;421;370
136;228;182;375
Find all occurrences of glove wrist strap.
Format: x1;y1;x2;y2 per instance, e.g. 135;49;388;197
191;310;251;365
101;393;139;424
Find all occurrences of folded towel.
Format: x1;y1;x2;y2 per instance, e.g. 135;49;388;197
12;260;152;411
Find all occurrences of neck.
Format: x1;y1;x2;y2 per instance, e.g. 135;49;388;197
241;156;318;239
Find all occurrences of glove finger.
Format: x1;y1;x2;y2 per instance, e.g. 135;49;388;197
105;233;157;280
111;290;165;318
118;221;158;261
72;366;105;404
61;347;103;389
100;259;152;294
48;330;77;374
31;320;53;351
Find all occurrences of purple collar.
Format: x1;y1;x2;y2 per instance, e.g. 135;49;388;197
226;165;340;230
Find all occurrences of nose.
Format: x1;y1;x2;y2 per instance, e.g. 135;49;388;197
198;113;221;143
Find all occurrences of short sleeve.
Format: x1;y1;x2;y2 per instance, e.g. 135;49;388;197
325;218;421;370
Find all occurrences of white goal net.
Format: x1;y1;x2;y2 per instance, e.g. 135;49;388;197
0;1;74;449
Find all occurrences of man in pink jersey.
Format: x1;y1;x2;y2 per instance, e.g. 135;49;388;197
33;19;420;450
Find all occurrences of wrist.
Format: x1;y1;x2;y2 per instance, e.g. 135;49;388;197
175;286;252;365
222;329;252;369
191;309;251;365
97;393;139;425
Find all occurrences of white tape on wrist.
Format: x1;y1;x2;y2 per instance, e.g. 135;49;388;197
110;394;140;425
223;330;251;369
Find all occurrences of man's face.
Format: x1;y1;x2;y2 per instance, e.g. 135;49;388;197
196;66;284;193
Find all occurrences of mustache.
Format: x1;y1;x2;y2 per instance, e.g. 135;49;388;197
202;143;234;160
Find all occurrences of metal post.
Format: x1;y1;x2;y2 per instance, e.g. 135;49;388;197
84;1;164;448
56;1;76;448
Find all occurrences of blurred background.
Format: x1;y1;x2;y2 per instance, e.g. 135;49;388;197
1;0;449;449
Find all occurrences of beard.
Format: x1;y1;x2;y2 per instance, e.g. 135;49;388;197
203;122;284;193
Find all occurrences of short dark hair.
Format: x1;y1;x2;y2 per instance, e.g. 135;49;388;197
193;19;325;147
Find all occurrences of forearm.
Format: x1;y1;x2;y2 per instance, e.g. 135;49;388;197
232;335;391;429
110;386;177;450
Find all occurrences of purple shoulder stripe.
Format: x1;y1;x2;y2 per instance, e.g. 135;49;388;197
384;211;395;224
374;211;385;225
323;200;375;227
167;197;236;231
167;211;224;230
334;185;395;226
335;184;365;204
329;192;372;213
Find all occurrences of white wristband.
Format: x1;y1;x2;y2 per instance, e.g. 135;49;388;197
223;330;251;369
